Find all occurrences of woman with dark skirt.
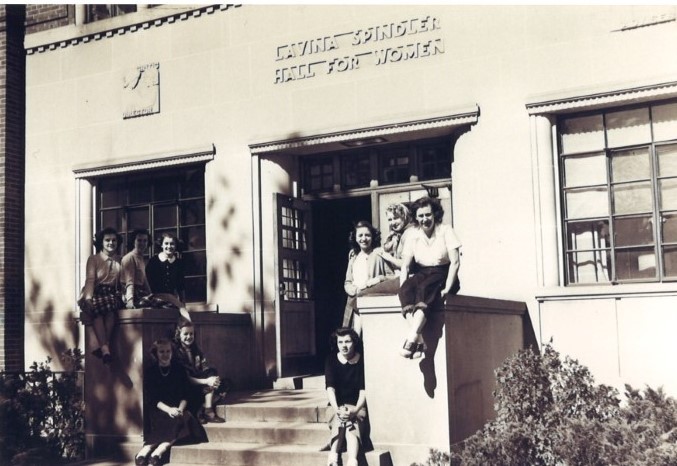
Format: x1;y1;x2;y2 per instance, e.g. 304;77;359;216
135;338;207;466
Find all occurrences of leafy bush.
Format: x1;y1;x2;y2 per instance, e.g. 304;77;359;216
0;349;85;465
412;343;677;466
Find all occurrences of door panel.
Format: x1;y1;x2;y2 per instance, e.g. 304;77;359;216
274;194;316;377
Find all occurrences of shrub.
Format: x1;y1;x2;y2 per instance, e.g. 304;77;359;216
412;342;677;466
0;349;85;465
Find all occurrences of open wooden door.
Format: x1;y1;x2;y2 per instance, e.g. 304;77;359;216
273;194;316;377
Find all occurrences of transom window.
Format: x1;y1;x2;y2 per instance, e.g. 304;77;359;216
559;100;677;284
301;137;452;194
86;4;137;23
97;165;207;302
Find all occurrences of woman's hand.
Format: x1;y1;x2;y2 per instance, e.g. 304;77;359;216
167;406;183;418
337;405;351;421
208;376;221;389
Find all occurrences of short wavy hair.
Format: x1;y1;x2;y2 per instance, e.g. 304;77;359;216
329;327;362;354
412;196;445;225
127;228;151;251
149;338;173;364
94;227;122;253
385;203;412;227
348;220;381;255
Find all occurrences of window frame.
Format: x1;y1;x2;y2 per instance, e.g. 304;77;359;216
557;99;677;286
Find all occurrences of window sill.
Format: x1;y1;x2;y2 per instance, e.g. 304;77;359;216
536;282;677;301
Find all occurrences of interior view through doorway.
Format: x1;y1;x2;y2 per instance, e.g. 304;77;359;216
312;196;372;372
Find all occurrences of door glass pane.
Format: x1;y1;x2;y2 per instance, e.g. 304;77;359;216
611;147;650;182
662;245;677;278
662;213;677;243
563;152;607;188
659;178;677;211
565;220;610;251
613;216;653;247
561;115;604;154
606;108;651;148
565;187;609;219
657;144;677;177
612;182;652;215
652;102;677;142
566;250;611;284
615;247;657;280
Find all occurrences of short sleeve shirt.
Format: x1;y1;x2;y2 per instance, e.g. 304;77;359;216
403;224;461;267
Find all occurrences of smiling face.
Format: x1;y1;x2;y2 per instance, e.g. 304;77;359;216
134;234;149;254
156;343;172;367
102;234;118;256
337;334;356;360
386;212;406;233
179;325;194;347
416;205;435;235
355;226;373;253
161;236;177;257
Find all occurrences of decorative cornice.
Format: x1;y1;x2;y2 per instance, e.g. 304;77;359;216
73;144;215;178
249;106;480;155
27;4;241;55
526;79;677;115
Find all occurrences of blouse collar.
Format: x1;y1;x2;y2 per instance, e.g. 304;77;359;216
337;352;361;365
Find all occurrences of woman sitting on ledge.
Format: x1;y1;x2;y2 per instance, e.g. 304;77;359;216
398;196;461;359
121;229;153;309
146;232;186;309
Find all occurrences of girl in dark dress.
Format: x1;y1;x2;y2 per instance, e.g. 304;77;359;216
146;232;186;309
174;318;229;424
324;327;371;466
135;339;206;466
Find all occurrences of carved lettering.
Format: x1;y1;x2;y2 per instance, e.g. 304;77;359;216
352;16;440;46
274;63;318;84
373;39;444;65
276;36;339;61
327;56;360;74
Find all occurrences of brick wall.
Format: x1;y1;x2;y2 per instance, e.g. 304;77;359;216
25;4;71;34
0;5;26;371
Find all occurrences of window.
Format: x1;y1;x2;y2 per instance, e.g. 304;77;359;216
559;101;677;284
97;165;207;302
301;137;452;194
86;4;137;23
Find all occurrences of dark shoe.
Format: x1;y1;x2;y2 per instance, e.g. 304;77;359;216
399;339;417;359
102;353;112;365
204;408;225;423
134;455;148;466
148;456;162;466
91;348;103;359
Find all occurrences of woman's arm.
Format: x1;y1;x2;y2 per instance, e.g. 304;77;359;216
347;389;366;420
82;255;98;300
343;253;359;297
400;253;413;286
441;241;460;297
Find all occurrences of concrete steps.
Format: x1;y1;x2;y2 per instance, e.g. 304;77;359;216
166;389;393;466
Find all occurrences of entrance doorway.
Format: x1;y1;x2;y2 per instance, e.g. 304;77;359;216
312;195;372;370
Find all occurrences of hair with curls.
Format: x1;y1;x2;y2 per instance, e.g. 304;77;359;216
385;203;412;227
174;317;195;345
329;327;362;354
412;196;445;225
157;231;184;253
127;228;151;251
149;337;173;364
94;227;122;253
348;220;381;255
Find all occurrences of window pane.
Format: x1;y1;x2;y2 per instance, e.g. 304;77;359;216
379;146;410;185
303;156;334;193
153;229;177;252
656;144;677;177
180;226;206;251
155;176;179;202
180;200;205;226
561;115;604;154
100;179;125;208
563;152;606;188
662;213;677;243
615;247;657;280
611;147;650;182
129;176;152;204
101;209;123;232
127;207;149;231
154;204;177;229
606;108;651;148
565;187;609;219
566;250;611;284
418;142;452;181
184;277;207;303
565;220;610;251
612;182;652;215
659;178;677;211
181;168;205;198
652;102;677;142
183;251;207;276
662;245;677;278
613;216;653;247
342;151;371;189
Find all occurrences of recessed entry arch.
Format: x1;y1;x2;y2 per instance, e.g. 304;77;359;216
250;107;479;378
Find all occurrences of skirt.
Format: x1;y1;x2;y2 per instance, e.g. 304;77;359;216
145;409;207;445
326;405;371;452
78;284;123;322
398;264;450;317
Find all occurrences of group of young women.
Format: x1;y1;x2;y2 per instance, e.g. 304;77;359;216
77;229;186;365
328;195;461;466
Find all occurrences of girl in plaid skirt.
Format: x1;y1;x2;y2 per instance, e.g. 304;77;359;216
77;227;124;365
